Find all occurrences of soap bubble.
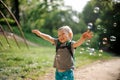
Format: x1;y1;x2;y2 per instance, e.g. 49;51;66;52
97;25;101;30
27;0;32;4
89;48;95;55
99;49;103;53
87;40;91;43
102;37;108;45
110;36;116;41
61;18;65;22
112;0;120;3
86;40;91;46
113;23;117;27
80;48;85;51
86;42;90;46
98;53;102;56
94;7;100;13
79;51;83;54
87;23;93;31
103;29;107;33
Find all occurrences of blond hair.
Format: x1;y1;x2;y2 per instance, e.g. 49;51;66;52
58;26;73;40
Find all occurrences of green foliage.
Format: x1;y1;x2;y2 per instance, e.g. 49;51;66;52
89;33;99;49
82;0;120;54
82;0;99;24
24;33;52;46
18;0;87;35
0;18;15;25
20;0;65;34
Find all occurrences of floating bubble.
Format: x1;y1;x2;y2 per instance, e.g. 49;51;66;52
98;42;101;46
99;49;103;53
103;29;107;33
113;15;116;18
86;40;91;46
79;51;83;54
87;47;90;50
113;23;117;27
89;53;93;55
97;25;101;30
86;42;90;46
102;37;108;45
87;23;93;31
112;0;120;3
89;48;95;53
98;53;102;56
110;36;116;41
87;40;91;43
27;0;32;4
103;41;107;45
61;18;65;22
80;48;85;51
103;37;108;41
94;7;100;13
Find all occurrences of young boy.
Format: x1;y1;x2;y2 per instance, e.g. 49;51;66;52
32;26;92;80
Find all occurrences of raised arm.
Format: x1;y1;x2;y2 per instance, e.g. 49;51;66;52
32;29;55;44
73;31;92;48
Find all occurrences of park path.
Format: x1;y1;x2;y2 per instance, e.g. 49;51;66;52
39;57;120;80
74;58;120;80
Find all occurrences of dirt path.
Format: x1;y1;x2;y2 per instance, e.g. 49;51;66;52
40;58;120;80
74;58;120;80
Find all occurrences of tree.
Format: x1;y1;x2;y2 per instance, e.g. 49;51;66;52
11;0;20;23
82;0;120;55
19;0;86;35
0;0;20;24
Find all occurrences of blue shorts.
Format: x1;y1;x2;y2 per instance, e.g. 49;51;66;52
55;69;74;80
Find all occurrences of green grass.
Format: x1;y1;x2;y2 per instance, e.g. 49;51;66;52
0;34;112;80
0;46;55;80
75;47;111;67
24;33;53;47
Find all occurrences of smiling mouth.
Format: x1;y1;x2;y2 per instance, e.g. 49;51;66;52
61;38;65;41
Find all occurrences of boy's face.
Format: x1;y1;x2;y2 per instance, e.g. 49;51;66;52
58;29;70;43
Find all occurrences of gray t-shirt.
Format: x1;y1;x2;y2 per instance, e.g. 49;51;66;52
53;39;75;70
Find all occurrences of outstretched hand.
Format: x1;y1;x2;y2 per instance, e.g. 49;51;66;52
82;30;93;40
32;29;38;33
32;29;41;34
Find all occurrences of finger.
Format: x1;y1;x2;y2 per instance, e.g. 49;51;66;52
32;30;35;33
87;29;91;33
32;30;37;33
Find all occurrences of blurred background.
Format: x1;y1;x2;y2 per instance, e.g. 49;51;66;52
1;0;119;55
0;0;120;79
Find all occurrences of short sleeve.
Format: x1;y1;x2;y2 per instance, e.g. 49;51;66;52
71;41;76;49
53;38;58;46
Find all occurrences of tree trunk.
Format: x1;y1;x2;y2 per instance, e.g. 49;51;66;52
12;0;20;23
